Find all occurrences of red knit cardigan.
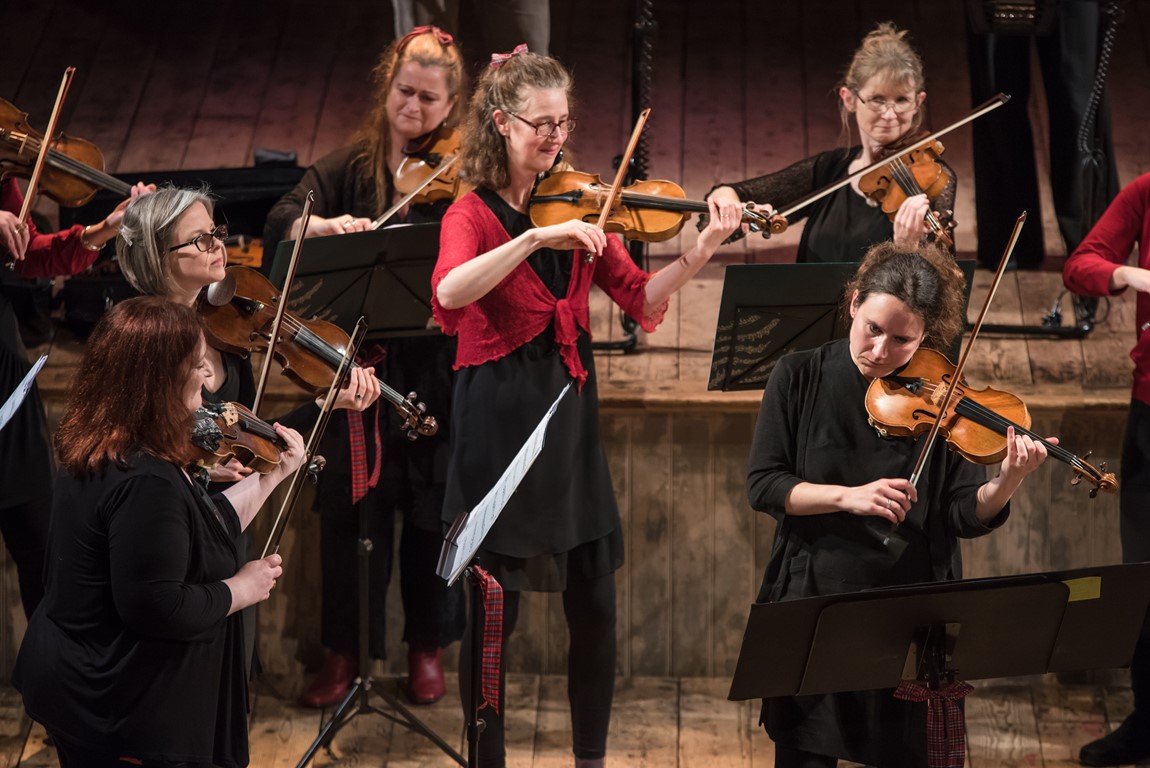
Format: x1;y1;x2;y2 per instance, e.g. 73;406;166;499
1;179;96;278
432;191;667;388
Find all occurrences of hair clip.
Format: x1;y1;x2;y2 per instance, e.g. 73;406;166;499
398;25;454;53
490;43;529;68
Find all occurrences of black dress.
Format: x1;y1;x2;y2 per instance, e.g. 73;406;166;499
746;339;1006;764
14;454;248;766
441;188;623;592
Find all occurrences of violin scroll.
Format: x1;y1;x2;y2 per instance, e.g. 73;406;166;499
400;391;438;440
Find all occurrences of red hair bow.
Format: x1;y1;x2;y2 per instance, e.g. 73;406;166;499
490;43;529;67
397;25;454;53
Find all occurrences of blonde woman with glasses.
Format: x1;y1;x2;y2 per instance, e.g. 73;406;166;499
705;22;955;263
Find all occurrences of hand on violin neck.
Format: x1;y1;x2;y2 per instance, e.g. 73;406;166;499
697;196;745;253
319;366;381;412
892;193;932;249
269;423;307;480
976;425;1057;522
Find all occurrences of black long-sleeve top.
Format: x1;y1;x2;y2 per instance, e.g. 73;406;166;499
14;453;249;766
745;339;1005;763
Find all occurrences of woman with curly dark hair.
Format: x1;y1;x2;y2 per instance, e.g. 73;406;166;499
747;242;1052;766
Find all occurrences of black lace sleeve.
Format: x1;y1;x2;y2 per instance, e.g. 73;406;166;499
697;154;826;242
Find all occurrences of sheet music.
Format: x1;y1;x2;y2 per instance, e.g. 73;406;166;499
0;355;47;433
438;381;572;585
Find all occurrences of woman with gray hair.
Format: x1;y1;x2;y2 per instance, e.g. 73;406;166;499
116;186;381;484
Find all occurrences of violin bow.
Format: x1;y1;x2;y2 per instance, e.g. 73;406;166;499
371;153;460;230
251;191;316;415
776;94;1009;223
260;317;368;559
589;107;652;262
5;67;75;269
906;211;1028;488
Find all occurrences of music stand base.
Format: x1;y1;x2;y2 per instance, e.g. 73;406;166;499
296;675;465;767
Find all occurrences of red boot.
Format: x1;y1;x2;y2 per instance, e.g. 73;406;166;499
405;646;446;705
299;649;357;708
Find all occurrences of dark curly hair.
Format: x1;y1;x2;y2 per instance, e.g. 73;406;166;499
845;241;966;352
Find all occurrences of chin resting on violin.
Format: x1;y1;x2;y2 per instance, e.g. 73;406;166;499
115;187;382;485
262;25;469;712
13;297;305;766
704;22;956;263
746;241;1051;768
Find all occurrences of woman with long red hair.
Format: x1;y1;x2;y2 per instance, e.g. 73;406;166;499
13;297;305;768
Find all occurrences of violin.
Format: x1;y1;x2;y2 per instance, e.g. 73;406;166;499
199;266;438;439
530;170;787;243
864;347;1118;497
858;132;955;248
192;401;287;474
0;96;132;207
393;125;467;205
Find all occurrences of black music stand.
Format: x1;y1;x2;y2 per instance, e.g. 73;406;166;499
269;223;442;339
280;224;463;767
708;261;977;392
729;564;1150;762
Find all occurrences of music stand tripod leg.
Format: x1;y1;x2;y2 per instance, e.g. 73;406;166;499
295;491;465;767
464;564;488;768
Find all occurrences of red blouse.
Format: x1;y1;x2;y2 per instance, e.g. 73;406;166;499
432;191;667;388
1063;172;1150;407
1;179;98;279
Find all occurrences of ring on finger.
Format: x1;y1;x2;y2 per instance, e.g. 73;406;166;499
884;498;891;510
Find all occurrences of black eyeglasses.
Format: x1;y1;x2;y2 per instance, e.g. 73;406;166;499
168;225;228;254
853;91;918;115
508;112;576;137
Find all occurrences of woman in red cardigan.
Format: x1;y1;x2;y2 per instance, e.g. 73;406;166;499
432;48;742;768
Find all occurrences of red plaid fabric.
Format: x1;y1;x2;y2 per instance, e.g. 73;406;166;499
894;679;974;768
472;565;504;714
347;345;387;503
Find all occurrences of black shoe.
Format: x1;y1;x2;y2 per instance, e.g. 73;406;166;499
1079;714;1150;766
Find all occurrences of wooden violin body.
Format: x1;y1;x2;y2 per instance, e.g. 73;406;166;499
0;97;131;206
193;401;286;474
200;266;438;439
394;126;468;204
530;170;787;243
865;348;1118;496
858;136;955;247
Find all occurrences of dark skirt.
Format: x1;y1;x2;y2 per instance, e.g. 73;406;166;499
442;331;622;593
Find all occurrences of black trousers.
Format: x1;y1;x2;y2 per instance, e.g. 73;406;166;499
967;0;1119;267
318;478;464;658
459;571;617;768
1120;398;1150;722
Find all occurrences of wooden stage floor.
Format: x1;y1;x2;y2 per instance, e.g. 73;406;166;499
0;674;1143;767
